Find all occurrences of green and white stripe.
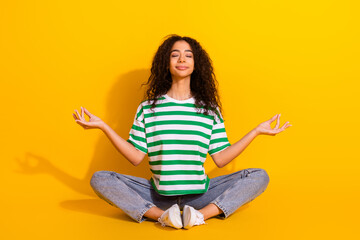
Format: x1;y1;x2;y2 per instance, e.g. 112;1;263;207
127;94;231;196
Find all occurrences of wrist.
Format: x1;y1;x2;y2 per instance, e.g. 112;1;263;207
99;121;108;132
253;127;261;136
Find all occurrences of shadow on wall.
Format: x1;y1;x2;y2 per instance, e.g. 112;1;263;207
14;69;152;197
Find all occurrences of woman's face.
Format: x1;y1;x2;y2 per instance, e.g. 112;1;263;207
169;40;194;80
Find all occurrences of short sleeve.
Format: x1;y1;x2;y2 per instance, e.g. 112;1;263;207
126;102;148;154
208;107;231;156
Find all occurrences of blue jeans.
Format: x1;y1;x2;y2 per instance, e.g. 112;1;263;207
90;168;270;223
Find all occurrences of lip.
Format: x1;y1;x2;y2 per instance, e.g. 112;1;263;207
176;66;188;70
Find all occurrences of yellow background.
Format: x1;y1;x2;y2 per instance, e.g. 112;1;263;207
1;0;359;239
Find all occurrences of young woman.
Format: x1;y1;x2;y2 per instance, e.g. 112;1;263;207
73;34;292;229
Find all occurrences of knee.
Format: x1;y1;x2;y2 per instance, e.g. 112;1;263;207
90;170;114;189
245;168;269;188
255;168;270;188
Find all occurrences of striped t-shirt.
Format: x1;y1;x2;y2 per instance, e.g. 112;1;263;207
126;93;231;196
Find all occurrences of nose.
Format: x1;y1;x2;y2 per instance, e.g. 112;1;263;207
178;55;185;63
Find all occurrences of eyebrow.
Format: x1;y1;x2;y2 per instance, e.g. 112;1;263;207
170;49;193;53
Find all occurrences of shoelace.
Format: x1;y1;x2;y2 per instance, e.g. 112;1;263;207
157;217;166;227
194;211;206;226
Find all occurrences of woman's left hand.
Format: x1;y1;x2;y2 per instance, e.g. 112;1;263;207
255;114;292;136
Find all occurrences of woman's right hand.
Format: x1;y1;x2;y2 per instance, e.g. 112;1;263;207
73;106;104;130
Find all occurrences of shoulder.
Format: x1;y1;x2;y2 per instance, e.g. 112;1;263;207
195;104;223;124
140;94;166;105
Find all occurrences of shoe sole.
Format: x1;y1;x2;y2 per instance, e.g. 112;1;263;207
183;205;195;229
169;205;183;229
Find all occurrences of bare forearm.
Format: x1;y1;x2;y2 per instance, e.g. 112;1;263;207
215;128;259;168
100;122;144;166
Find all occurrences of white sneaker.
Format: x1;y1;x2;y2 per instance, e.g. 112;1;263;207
182;205;206;229
158;204;183;229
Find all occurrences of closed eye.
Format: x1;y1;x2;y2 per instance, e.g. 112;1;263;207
171;55;193;58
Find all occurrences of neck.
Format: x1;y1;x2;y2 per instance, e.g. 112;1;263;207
167;75;192;100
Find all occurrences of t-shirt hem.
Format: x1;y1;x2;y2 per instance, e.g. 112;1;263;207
150;176;210;196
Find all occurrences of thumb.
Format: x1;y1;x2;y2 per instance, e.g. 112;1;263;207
76;119;89;127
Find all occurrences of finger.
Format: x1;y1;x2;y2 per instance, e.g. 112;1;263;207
273;129;282;135
84;107;94;119
74;110;79;119
267;130;278;136
274;114;281;129
279;122;291;131
75;118;85;125
268;114;278;122
81;106;85;119
75;119;83;125
75;109;84;121
72;113;78;120
83;107;92;117
75;120;88;129
75;109;80;119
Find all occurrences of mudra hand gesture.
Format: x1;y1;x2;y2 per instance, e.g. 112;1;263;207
73;106;104;130
255;114;292;136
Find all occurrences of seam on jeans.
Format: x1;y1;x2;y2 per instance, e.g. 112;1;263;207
124;176;152;189
208;169;249;190
137;203;156;223
208;176;235;190
116;172;152;190
211;200;229;218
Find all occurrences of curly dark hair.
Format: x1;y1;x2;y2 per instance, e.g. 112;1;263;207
140;34;224;119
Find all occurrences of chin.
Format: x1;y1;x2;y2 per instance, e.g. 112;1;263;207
171;71;193;79
176;74;192;79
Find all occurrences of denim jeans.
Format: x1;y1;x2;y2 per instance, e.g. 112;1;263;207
90;168;270;223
